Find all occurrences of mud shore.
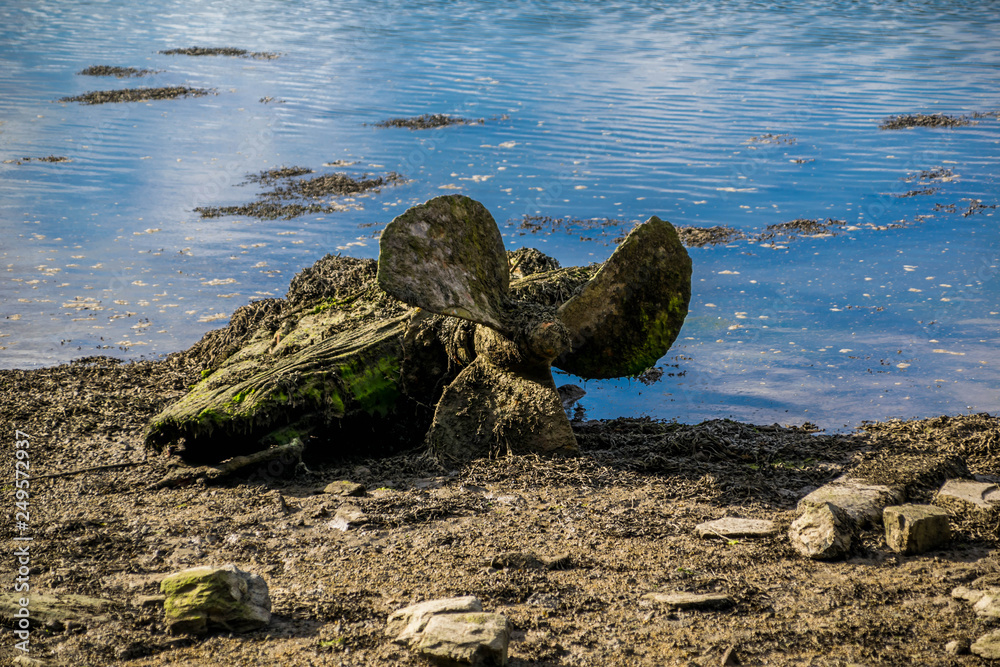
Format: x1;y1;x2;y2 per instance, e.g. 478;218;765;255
2;338;997;665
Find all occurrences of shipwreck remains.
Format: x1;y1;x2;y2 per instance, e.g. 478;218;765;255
145;195;691;463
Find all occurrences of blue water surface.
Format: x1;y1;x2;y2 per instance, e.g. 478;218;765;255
1;0;998;430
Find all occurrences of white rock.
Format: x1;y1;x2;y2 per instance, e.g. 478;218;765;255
386;596;483;645
798;477;903;528
328;505;368;531
695;517;778;539
788;502;854;560
972;628;1000;660
883;504;951;555
936;479;1000;510
951;579;1000;620
944;638;969;655
416;612;512;666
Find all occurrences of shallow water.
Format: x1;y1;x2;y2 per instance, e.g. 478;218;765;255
2;0;998;430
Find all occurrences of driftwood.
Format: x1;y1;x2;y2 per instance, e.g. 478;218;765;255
149;439;304;489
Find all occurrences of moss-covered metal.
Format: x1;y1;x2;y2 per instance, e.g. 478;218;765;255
555;216;692;379
148;197;691;464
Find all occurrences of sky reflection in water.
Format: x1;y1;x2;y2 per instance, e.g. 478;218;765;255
1;0;998;430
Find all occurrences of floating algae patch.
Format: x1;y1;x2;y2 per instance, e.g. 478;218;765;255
77;65;161;78
674;225;746;247
511;215;748;248
241;166;315;185
894;187;940;198
759;217;847;239
196;201;342;220
903;167;958;183
373;113;484;130
159;46;280;60
59;86;213;105
3;155;71;165
271;172;405;198
195;168;405;220
745;132;797;145
879;113;975;129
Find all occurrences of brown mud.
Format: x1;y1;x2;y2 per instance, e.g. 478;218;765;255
1;347;998;665
1;250;997;665
58;87;214;105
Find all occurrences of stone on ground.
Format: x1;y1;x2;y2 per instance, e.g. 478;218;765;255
695;517;778;539
972;629;1000;660
788;502;855;560
944;639;969;655
935;479;1000;511
329;505;368;531
0;592;110;629
952;578;1000;620
797;477;903;528
415;612;513;666
159;564;271;635
387;596;484;645
882;504;951;555
388;596;512;666
489;551;546;570
640;591;734;610
323;480;367;497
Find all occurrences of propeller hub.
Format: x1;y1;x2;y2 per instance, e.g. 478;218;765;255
527;320;570;362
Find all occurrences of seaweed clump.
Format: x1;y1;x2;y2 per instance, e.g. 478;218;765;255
759;218;846;240
879;113;974;130
159;47;280;60
195;168;405;220
78;65;160;78
3;155;71;165
675;225;746;247
373;113;483;130
59;87;213;105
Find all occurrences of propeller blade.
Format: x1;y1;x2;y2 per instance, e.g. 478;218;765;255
377;195;510;330
555;216;691;379
425;356;578;462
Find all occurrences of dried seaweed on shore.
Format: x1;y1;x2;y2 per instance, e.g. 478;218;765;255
373;113;484;130
159;46;280;60
879;113;975;130
59;86;213;105
77;65;161;78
